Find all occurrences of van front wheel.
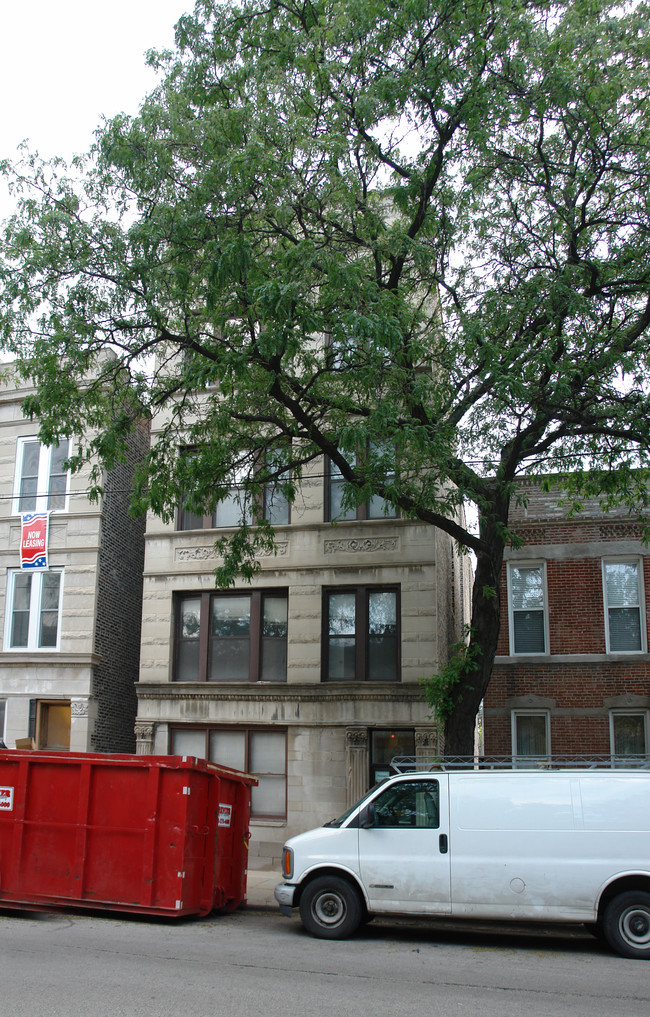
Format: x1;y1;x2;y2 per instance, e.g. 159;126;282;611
299;876;363;939
603;891;650;959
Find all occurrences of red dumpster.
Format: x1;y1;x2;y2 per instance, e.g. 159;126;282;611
0;750;257;918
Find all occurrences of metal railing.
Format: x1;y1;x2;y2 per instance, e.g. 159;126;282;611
389;754;650;773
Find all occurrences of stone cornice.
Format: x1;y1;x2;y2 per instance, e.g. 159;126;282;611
0;652;102;667
136;682;427;704
494;653;650;665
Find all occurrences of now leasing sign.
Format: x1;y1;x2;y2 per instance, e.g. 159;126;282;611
20;512;50;570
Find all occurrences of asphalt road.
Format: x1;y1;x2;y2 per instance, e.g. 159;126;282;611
2;906;650;1017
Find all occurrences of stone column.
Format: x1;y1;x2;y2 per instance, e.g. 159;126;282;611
345;727;369;807
70;698;93;752
135;723;154;755
415;727;440;769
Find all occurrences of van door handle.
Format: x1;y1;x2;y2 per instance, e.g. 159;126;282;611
439;834;448;854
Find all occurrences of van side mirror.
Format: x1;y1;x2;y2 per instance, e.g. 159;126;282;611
359;802;376;829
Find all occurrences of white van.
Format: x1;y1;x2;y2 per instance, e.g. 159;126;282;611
274;768;650;958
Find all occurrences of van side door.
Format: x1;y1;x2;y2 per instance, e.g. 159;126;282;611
357;776;451;914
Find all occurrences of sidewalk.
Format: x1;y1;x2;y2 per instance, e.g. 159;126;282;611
244;869;282;909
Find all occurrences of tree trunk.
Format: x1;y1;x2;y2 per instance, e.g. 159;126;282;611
443;510;507;757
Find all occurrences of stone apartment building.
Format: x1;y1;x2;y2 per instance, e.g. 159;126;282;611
134;420;470;869
484;479;650;762
0;367;149;752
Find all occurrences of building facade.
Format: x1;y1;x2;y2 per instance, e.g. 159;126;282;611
0;368;149;752
484;480;650;762
135;439;470;869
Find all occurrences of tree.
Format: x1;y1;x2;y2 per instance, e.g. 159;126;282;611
2;0;650;754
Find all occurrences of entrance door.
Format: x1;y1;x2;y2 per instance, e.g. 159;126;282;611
36;700;71;750
358;777;451;914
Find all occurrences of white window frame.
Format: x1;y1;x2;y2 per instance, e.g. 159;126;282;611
4;568;64;652
602;558;646;654
12;437;70;515
609;710;649;761
511;709;551;763
507;561;549;656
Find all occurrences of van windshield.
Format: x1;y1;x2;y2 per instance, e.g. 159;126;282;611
322;782;385;828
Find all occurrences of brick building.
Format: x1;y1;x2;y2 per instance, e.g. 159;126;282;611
0;366;149;752
483;479;650;761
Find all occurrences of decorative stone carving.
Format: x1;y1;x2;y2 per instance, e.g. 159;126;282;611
346;728;369;749
70;700;89;718
324;536;399;555
415;728;440;765
134;723;155;755
176;542;288;562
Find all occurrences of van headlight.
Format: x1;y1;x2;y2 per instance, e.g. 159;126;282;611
282;846;293;880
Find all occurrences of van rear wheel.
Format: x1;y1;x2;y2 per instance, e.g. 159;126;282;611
299;875;363;939
603;891;650;959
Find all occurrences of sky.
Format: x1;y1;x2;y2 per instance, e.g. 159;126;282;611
0;0;192;219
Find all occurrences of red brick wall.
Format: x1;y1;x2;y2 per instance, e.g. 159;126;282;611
485;503;650;758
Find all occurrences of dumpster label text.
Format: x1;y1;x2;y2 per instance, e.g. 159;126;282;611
0;786;14;811
218;803;232;828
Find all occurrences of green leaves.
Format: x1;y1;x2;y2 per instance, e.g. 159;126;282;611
1;0;650;564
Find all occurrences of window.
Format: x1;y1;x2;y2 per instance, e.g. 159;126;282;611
178;457;289;529
0;700;6;748
324;587;399;681
5;569;63;650
259;444;291;526
511;710;550;763
603;560;645;653
610;711;649;761
212;468;253;527
13;438;69;513
370;729;415;784
371;780;440;828
508;564;547;654
327;443;397;522
170;726;287;818
174;590;288;682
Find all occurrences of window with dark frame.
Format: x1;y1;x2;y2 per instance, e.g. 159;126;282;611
169;725;287;819
178;453;290;530
370;729;415;784
323;586;399;682
174;590;288;682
